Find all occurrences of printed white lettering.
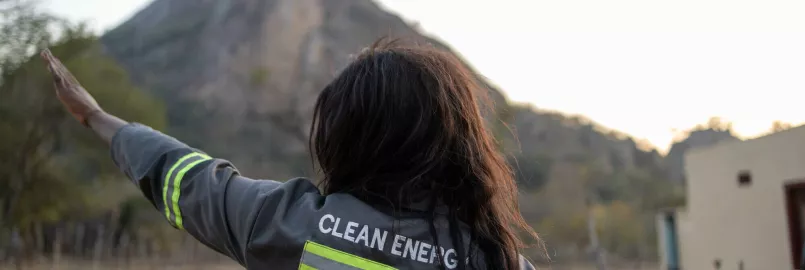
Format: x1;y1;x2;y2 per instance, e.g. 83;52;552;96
315;214;472;267
318;214;335;234
391;235;406;256
356;225;370;246
429;245;440;264
331;218;343;238
370;228;387;251
417;242;431;263
444;249;457;269
344;221;358;242
402;238;420;260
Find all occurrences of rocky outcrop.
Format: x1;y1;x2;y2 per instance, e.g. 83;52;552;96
100;0;670;184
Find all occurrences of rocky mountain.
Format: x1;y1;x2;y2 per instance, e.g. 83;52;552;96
100;0;512;178
510;105;666;176
99;0;671;185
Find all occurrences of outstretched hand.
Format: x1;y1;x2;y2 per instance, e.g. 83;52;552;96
41;49;103;126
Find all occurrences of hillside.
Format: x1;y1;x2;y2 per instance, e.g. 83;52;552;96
100;0;512;178
510;105;665;176
99;0;669;182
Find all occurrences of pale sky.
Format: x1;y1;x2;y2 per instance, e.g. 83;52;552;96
43;0;805;153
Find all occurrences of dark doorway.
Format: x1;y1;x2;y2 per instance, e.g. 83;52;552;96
661;211;680;270
785;182;805;269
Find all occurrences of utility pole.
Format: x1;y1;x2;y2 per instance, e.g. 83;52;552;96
586;197;608;270
581;164;607;270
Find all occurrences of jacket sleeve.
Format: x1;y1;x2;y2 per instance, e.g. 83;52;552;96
109;123;317;264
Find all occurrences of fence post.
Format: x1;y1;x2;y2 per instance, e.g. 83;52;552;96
75;223;85;257
52;228;63;270
92;224;105;270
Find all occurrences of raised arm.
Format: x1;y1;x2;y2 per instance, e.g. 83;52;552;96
40;49;318;266
41;50;127;143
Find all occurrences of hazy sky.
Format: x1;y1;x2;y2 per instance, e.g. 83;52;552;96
43;0;805;152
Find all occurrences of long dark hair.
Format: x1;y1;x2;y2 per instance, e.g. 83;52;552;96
310;39;539;269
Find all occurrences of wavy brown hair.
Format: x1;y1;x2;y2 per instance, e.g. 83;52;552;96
310;39;539;269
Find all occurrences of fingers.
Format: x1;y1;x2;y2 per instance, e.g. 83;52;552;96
41;49;63;79
40;49;54;63
41;49;61;77
41;50;55;74
40;49;79;86
41;50;64;86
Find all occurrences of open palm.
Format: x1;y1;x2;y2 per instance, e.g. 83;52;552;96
41;49;102;126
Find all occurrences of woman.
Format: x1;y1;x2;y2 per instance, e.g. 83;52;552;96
42;40;539;270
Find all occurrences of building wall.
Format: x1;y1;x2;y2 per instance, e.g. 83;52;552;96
678;126;805;270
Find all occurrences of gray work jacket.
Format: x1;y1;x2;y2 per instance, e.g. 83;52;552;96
111;123;536;270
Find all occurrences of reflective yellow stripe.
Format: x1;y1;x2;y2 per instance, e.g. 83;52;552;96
172;154;211;229
298;264;317;270
303;241;396;270
163;152;206;225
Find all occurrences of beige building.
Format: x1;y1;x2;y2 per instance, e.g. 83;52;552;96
657;125;805;270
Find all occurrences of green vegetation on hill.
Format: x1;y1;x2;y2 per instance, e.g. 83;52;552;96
1;1;171;260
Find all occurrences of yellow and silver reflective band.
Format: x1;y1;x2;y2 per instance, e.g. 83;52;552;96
162;152;211;229
298;241;396;270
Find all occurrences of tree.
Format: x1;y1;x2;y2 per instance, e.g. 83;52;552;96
770;121;792;133
579;164;608;270
0;0;64;247
595;201;645;259
705;116;732;132
0;1;167;258
0;0;60;79
508;154;551;191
